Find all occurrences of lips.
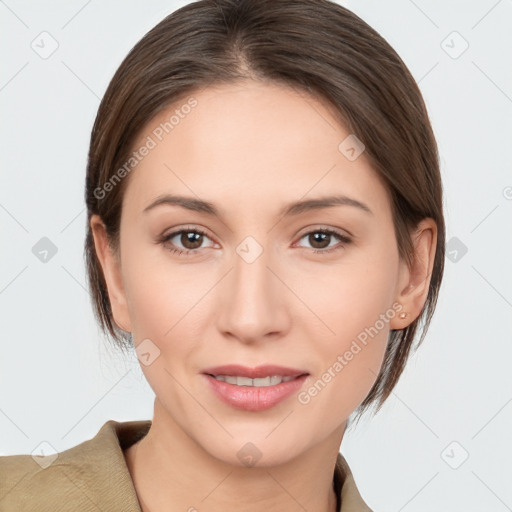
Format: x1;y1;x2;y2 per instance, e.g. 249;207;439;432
202;364;309;379
201;364;310;411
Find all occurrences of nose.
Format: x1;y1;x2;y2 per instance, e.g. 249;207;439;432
216;242;291;345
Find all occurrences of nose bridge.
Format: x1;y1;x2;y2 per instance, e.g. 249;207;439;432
217;236;289;342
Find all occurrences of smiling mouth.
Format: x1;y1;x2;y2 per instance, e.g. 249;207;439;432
202;366;309;411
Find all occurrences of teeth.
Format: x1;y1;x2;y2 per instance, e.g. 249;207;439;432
213;375;296;386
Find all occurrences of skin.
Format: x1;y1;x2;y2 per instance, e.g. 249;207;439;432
90;79;437;512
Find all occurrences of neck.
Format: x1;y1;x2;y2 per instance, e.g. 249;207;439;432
124;398;345;512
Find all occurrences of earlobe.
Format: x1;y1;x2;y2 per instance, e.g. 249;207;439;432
89;214;132;333
390;218;437;330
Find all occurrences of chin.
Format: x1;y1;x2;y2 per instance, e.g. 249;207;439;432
196;430;308;469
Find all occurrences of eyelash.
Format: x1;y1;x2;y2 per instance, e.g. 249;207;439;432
158;227;351;257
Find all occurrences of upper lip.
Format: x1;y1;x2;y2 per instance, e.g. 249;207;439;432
202;364;309;379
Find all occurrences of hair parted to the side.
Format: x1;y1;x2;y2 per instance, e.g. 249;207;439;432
84;0;445;423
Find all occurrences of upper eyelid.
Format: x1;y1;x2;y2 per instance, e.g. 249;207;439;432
296;225;351;238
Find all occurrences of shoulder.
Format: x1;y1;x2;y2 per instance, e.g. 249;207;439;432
0;419;150;511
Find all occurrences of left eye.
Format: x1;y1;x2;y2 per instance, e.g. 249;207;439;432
159;227;351;257
295;228;351;254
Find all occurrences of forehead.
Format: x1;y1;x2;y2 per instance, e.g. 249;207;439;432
123;80;389;218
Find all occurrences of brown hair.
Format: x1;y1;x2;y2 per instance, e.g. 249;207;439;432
84;0;445;422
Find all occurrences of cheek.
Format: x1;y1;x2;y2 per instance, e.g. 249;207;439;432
123;266;172;339
298;244;399;340
120;235;197;336
123;280;171;388
120;251;198;389
296;288;391;427
120;241;212;374
293;244;398;409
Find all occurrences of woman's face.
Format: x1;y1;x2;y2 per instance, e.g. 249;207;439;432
94;79;414;466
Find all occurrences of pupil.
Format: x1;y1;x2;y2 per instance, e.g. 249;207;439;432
311;232;329;249
182;231;202;249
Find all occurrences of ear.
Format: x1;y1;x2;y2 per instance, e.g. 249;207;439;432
389;218;437;330
89;214;132;333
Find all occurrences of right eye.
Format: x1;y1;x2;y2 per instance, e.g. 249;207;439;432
159;227;216;256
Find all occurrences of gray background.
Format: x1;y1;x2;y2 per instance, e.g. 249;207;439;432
1;1;511;510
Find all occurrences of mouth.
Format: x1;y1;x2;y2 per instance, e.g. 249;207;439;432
201;364;310;411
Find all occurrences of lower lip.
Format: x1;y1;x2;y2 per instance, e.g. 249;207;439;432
203;374;308;411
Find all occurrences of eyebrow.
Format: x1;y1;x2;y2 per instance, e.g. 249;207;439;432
142;193;373;217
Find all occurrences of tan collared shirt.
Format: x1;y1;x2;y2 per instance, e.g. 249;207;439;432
0;420;373;511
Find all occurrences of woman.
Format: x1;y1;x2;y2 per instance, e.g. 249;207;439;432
0;0;444;510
